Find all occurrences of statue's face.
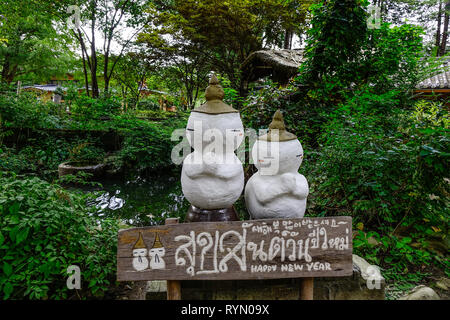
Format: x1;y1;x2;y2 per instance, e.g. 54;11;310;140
133;248;147;257
186;112;244;152
149;247;165;259
252;139;303;175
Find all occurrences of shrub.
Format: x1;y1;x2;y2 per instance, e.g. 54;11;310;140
0;173;121;299
136;97;161;111
0;92;59;129
71;95;122;120
112;116;188;174
304;98;449;280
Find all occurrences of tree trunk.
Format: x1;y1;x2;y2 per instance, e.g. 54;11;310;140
81;47;90;97
1;54;18;84
90;6;99;98
439;1;450;56
283;29;293;50
436;0;442;53
1;59;11;83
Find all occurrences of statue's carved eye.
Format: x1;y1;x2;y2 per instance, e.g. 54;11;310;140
187;128;194;131
296;154;303;158
231;129;241;132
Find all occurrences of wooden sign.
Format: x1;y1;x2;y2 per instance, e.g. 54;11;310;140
117;217;352;281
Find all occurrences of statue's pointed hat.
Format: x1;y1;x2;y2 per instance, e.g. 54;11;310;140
192;74;238;114
152;233;163;249
258;109;297;142
133;232;146;250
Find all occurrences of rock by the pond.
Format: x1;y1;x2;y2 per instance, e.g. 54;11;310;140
313;254;385;300
399;285;440;300
58;161;105;179
436;277;450;291
147;280;167;293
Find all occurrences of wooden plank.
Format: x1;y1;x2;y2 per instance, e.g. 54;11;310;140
299;278;314;300
117;216;352;281
165;218;181;300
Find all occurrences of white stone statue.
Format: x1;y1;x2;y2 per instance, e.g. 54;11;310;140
181;75;244;211
245;110;309;219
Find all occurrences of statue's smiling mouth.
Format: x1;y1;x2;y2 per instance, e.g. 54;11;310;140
258;159;273;168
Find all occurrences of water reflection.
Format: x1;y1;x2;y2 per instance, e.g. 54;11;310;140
95;190;124;211
84;170;188;227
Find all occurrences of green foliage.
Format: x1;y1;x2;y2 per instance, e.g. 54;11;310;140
0;147;36;173
136;97;161;111
0;173;120;299
241;0;447;287
299;0;369;88
67;141;105;165
70;95;122;120
133;109;178;120
0;0;74;84
241;79;327;149
0;92;60;129
0;135;73;178
56;172;102;188
142;0;315;93
297;0;424;105
359;23;424;93
112;115;188;174
304;96;449;280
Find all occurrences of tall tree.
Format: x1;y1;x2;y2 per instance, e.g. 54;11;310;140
56;0;147;97
144;0;314;96
137;28;213;109
299;0;368;87
0;1;73;84
439;1;450;55
113;45;159;109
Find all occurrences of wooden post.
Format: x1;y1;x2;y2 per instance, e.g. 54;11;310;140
165;218;181;300
299;278;314;300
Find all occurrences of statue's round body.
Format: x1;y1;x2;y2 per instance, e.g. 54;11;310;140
245;139;309;219
181;111;244;210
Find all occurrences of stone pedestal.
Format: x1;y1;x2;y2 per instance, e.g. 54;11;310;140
184;205;239;223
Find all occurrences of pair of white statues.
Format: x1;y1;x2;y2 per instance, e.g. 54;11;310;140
181;75;309;219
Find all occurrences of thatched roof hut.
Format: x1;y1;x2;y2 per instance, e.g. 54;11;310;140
414;58;450;105
416;60;450;91
241;49;305;85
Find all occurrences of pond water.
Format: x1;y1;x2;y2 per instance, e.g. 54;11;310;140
84;169;189;227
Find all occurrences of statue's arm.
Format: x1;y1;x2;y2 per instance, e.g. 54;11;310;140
253;173;308;204
291;174;309;199
214;163;242;179
253;178;290;204
183;162;205;179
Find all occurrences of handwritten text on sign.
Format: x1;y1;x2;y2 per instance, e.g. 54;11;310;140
117;217;352;281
